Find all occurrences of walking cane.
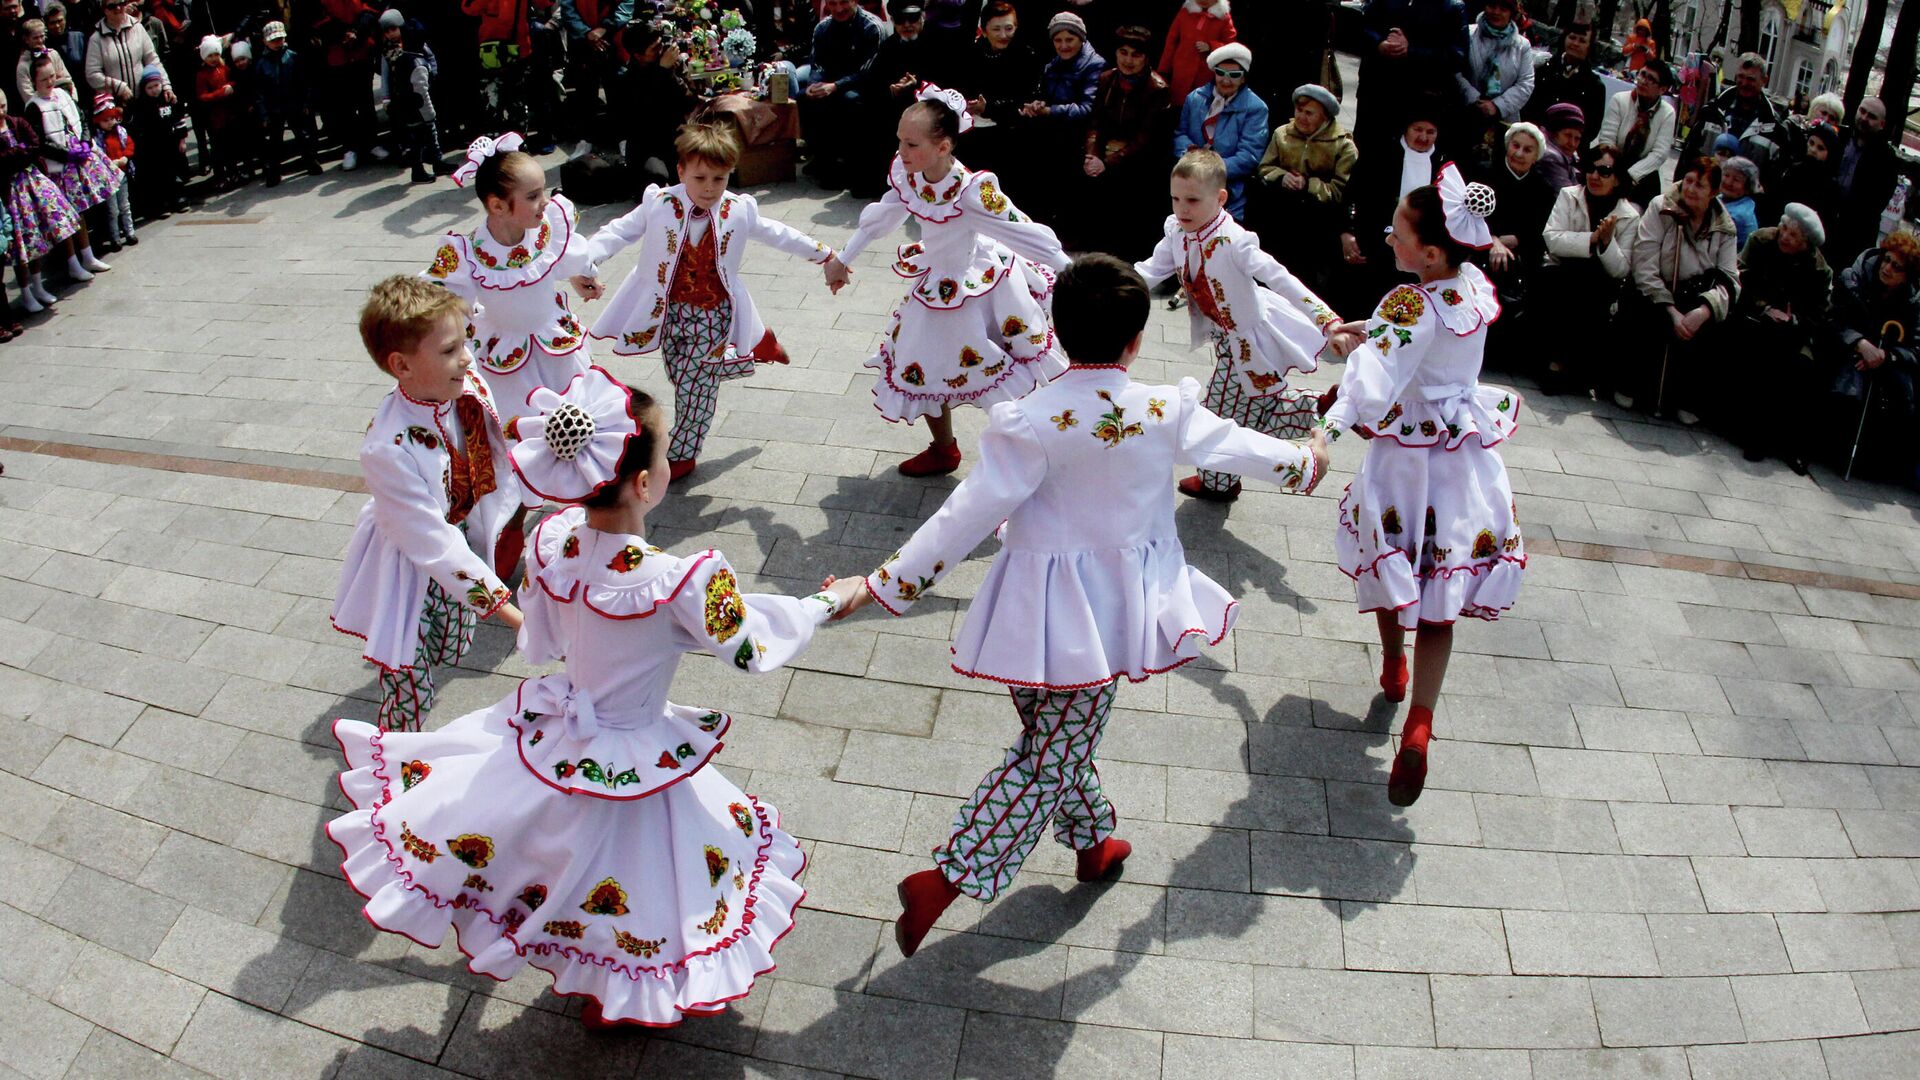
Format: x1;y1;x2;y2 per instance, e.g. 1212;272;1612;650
1846;319;1908;481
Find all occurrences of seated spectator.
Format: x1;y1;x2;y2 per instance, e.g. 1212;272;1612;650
1338;106;1445;314
1593;57;1675;209
1719;154;1760;247
1157;0;1233;104
1733;203;1830;468
1473;120;1552;361
1819;230;1920;481
1016;10;1103;222
1617;156;1739;424
956;1;1039;180
1074;21;1170;259
1172;41;1263;221
614;22;696;189
1535;142;1640;395
797;0;886;186
1253;81;1352;285
1769;120;1839;248
1454;0;1530;167
860;1;929;184
1537;101;1581;192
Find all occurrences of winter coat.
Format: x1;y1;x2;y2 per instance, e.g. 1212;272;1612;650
462;0;533;56
1526;53;1605;135
1085;67;1172;166
1158;0;1235;103
379;44;437;125
1542;185;1640;277
1592;89;1675;187
959;37;1041;125
555;0;633;40
1174;84;1267;219
809;7;885;88
1475;160;1555;267
1825;248;1920;367
1356;0;1467;112
16;48;76;105
1679;86;1791;175
1456;21;1533;121
1035;40;1104;125
195;61;242;131
1734;226;1830;327
309;0;378;67
1257;117;1356;206
255;44;310;122
1722;195;1759;249
85;19;168;100
1630;186;1741;321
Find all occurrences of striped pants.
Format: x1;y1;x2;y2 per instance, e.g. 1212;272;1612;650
1196;333;1321;493
934;680;1119;902
663;300;755;462
378;581;477;732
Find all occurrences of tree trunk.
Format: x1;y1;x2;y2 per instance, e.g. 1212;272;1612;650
1707;0;1735;52
1597;0;1623;42
1881;0;1918;132
1845;0;1892;117
1736;0;1763;53
1651;0;1673;56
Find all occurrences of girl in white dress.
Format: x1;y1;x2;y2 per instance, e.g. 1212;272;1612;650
1321;164;1526;807
826;85;1070;477
328;368;863;1027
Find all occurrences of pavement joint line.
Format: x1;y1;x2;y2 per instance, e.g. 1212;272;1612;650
0;436;367;495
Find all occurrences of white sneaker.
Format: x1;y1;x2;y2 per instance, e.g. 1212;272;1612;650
64;257;93;282
80;251;112;273
567;140;594;161
342;150;360;171
370;145;391;162
1612;392;1635;410
1676;409;1701;427
29;281;57;304
19;288;44;313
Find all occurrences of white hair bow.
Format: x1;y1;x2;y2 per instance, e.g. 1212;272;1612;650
451;131;526;188
1437;162;1495;249
915;82;975;134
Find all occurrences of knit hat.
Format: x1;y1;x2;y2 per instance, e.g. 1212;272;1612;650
1207;42;1251;71
1712;132;1741;155
1292;83;1339;118
1046;12;1087;39
198;34;222;59
140;62;166;84
230;40;251;60
379;8;405;28
262;19;287;41
91;92;117;116
1544;101;1584;131
1806;120;1841;156
1781;202;1826;247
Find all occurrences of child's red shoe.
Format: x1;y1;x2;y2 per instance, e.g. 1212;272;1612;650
668;459;697;482
1075;837;1132;882
1380;654;1409;702
898;441;962;478
1176;475;1241;502
1387;705;1433;807
895;869;961;957
493;529;526;579
579;998;630;1031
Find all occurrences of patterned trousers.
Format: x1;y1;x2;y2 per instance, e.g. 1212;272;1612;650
1197;333;1321;493
378;581;477;732
934;680;1119;902
662;300;754;462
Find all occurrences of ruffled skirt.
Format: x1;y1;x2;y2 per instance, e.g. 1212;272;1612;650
866;245;1067;424
4;169;80;263
950;536;1237;689
326;693;804;1026
52;152;120;213
1335;386;1527;629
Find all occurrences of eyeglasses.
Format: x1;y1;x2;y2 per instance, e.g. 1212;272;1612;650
1212;67;1246;79
1588;165;1617;177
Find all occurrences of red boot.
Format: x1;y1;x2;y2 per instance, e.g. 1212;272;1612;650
898;441;962;477
895;869;961;957
580;998;630;1031
1177;474;1241;502
1388;705;1433;807
1380;654;1409;702
1075;837;1132;882
668;459;697;482
493;528;525;579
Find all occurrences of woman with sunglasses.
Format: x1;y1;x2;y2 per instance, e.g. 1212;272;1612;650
83;0;174;106
1172;41;1265;223
1534;142;1640;396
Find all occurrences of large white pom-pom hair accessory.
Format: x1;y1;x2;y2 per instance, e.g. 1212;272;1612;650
451;131;526;188
1437;162;1496;249
508;367;644;504
915;82;975;134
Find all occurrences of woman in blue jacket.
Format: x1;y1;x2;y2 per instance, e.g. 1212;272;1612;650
1018;10;1104;226
1173;42;1267;222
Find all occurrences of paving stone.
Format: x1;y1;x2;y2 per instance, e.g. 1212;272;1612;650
50;941;204;1054
1733;806;1857;858
1721;678;1828;722
1654;755;1782;806
1430;974;1599;1048
968;871;1168;956
1062;949;1252;1037
1253;968;1433;1047
1686;1039;1830;1080
42;865;184;960
1352;1046;1529;1080
1505;912;1658;976
1571;706;1701;755
865;928;1068;1018
1647;913;1791;976
1811;858;1920;912
1162;888;1343;970
0;978;95;1080
1822;1030;1920;1079
1339;903;1508;975
1774;913;1902;973
1329;781;1480;847
1837;808;1920;856
149;906;316;1012
1693;857;1827;913
1408;845;1567;910
283;948;468;1060
954;1012;1165;1080
1851;967;1920;1033
1609;803;1745;856
114;709;245;776
1530;747;1668;803
170;993;357;1080
1473;793;1620;854
1251;832;1416;906
1528;1047;1691;1078
1163;767;1327;835
64;1027;217;1080
746;773;912;851
29;738;157;809
0;902;85;998
1162;1034;1353;1080
1691;714;1806;760
1587;975;1745;1046
1768;761;1883;809
754;980;966;1080
1790;721;1899;766
1730;972;1871;1040
134;830;290;924
0;833;76;915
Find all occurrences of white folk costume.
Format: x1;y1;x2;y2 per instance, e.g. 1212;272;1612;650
1324;167;1525;630
864;365;1317;900
331;372;526;731
328;369;831;1026
1136;210;1341;495
840;152;1071;424
585;184;837;464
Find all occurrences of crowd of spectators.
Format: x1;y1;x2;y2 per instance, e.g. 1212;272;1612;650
1;0;1915;489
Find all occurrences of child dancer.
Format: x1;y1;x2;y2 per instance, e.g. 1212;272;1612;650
1136;148;1343;503
331;276;529;732
427;133;598;425
0;88;81;313
23;53;113;282
92;94;138;251
1321;164;1526;806
587;121;843;481
828;85;1070;476
832;255;1329;956
329;367;861;1026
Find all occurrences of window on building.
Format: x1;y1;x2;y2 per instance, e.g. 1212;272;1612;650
1794;59;1815;99
1759;8;1781;68
1821;57;1839;93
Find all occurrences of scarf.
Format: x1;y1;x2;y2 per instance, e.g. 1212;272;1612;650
1398;136;1432;199
1203;89;1232;144
1476;13;1518;41
1584;186;1622;224
445;395;498;525
1474;15;1515;97
1622;95;1659;164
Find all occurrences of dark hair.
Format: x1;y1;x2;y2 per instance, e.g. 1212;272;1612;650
1679;154;1722;190
1402;185;1478;269
473;149;540;205
905;97;961;143
578;389;662;509
1642;57;1673;88
29;51;57;80
1582;141;1621;170
980;1;1017;25
622;21;664;54
1052;254;1149;364
1112;24;1152;49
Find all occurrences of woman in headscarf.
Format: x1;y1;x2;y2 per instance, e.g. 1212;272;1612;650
1338;105;1447;314
1076;21;1172;258
1733;203;1831;469
1171;41;1266;221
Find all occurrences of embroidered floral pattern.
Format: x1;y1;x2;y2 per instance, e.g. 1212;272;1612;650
1247;372;1282;391
465;581;509;612
729;802;754;836
1002;316;1027;337
654;743;696;770
1148;398;1166;421
704;845;729;885
976;179;1008;214
695;897;729;935
983;361;1005;377
463;873;493;892
446;834;494;868
403;426;440;450
900;363;925;387
704;569;745;642
732;638;757;670
553;757;644;789
562;533;580;559
518;884;548;911
543;920;586;938
1379;286;1426;326
958;346;983;367
399;760;431;790
1472;530;1499;559
609;545;646;573
427;245;459;279
399;823;439;863
1092;391;1144;447
580;877;631;916
1052;410;1078;430
697;711;726;732
1382;506;1403;534
1441;288;1463;305
614;929;664;957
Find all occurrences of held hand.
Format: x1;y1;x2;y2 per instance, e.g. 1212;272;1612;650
1858;340;1888;369
968;95;987;116
1325;327;1364;359
805;81;833;98
493;602;525;631
1281;171;1306;191
823;255;852;294
568;274;604;301
820;576;870;620
1304;430;1330;495
1195;40;1210;54
1020;101;1046;117
1476;98;1498;117
1764;307;1793;324
1083;154;1105;177
1684;307;1711;337
1668;306;1692;340
1340;232;1365;264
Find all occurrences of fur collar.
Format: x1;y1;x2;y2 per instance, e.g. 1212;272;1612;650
1183;0;1229;15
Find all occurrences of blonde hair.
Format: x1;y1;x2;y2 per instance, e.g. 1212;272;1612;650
1171;147;1228;194
360;275;469;373
676;122;742;171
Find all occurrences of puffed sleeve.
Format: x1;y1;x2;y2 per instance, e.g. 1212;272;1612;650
671;551;840;673
865;402;1047;615
514;512;571;665
1323;284;1438;437
422;235;479;304
962;172;1070;272
839;176;912;264
743;196;838;264
360;442;511;619
1133;220;1183;289
1175;377;1318;493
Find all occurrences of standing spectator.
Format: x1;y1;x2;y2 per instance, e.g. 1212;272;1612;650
1830;97;1900;268
1454;0;1530;167
1535;142;1640;395
1619;157;1739;422
1354;0;1465;160
862;1;929;182
1473;121;1551;361
86;0;171;106
1621;17;1655;71
1806;92;1844;128
1239;0;1333;108
1592;57;1674;209
461;0;540;148
0;88;82;311
1156;0;1231;103
126;61;184;215
91;92;135;248
955;1;1038;180
1526;18;1602;134
45;5;86;82
25;51;113;282
1678;53;1790;180
917;0;980;88
612;21;693;189
1171;41;1262;221
0;0;25;113
193;34;244;188
375;8;437;182
1719;154;1760;247
554;0;630;148
1253;82;1353;282
1075;21;1168;258
797;0;884;186
1536;101;1581;192
1769;119;1838;247
1339;107;1445;313
1819;230;1919;479
17;19;77;103
256;20;321;186
1733;204;1829;466
304;0;377;170
1017;10;1102;222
